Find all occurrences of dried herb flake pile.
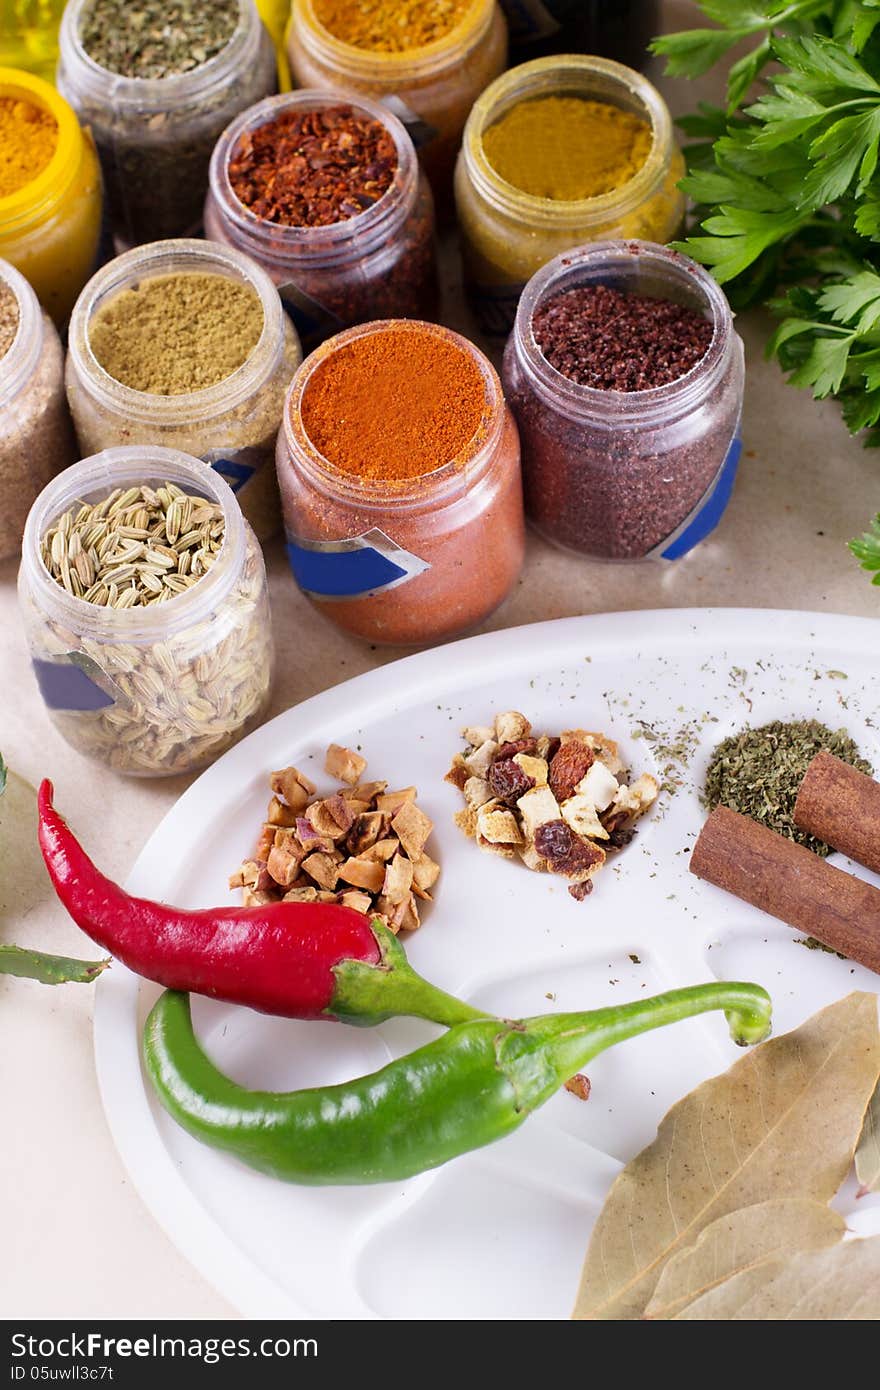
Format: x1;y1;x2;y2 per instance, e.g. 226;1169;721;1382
79;0;240;78
229;105;398;228
703;720;872;856
313;0;472;53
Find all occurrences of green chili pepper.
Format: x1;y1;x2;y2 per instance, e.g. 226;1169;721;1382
144;981;772;1186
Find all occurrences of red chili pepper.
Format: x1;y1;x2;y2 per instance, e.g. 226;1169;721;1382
38;781;480;1028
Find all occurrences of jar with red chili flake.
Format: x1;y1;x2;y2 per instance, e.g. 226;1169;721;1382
205;90;438;352
503;241;745;561
276;319;524;645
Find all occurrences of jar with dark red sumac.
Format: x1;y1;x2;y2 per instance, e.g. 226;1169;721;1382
277;319;524;645
205;90;438;352
502;241;745;561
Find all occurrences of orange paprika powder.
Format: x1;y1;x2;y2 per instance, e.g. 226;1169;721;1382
276;318;524;645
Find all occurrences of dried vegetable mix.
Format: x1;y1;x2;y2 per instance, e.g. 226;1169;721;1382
481;97;653;201
228;104;397;227
312;0;473;51
79;0;240;78
703;720;872;856
0;95;58;196
87;273;265;395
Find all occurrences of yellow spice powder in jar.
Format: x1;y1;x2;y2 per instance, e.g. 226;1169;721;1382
88;272;265;394
313;0;473;52
0;94;58;196
481;96;653;201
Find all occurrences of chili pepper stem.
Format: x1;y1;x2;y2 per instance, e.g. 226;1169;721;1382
330;919;485;1028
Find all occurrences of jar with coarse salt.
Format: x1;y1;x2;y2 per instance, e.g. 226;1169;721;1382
19;446;274;777
65;238;302;541
276;319;524;646
286;0;506;204
455;54;685;335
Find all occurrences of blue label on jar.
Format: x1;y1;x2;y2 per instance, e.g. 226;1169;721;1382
286;528;430;599
202;446;267;494
278;281;345;355
33;656;117;713
658;431;743;562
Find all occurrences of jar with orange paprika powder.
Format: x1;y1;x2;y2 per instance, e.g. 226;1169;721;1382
276;319;524;645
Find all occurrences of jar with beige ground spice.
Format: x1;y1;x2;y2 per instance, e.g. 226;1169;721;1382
0;256;76;561
65;239;302;540
19;446;273;776
277;319;524;646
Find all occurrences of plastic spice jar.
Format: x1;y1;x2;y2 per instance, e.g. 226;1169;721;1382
0;257;76;561
277;319;524;646
286;0;507;203
0;67;102;326
205;90;438;353
65;238;302;541
502;241;745;562
455;55;685;335
19;446;274;776
56;0;276;248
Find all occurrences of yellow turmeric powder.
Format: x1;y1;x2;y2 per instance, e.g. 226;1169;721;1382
482;96;653;201
313;0;473;52
0;96;58;198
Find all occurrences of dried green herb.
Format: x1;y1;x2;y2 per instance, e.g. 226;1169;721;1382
80;0;240;80
703;719;872;855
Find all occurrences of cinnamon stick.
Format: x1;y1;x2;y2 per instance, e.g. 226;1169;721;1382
690;805;880;974
794;751;880;875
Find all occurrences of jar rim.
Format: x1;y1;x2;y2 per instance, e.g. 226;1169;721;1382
512;240;737;425
292;0;495;80
0;68;84;231
0;255;44;405
208;88;419;259
283;317;505;506
67;237;295;424
20;446;246;640
59;0;258;106
460;54;675;229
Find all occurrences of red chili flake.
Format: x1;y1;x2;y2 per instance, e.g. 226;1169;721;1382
228;104;398;229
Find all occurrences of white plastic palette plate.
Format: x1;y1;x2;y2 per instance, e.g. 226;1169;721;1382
94;609;880;1319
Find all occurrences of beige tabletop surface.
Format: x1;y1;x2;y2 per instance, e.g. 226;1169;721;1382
2;2;878;1321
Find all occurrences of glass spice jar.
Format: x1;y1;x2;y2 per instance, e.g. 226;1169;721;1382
455;55;685;335
0;256;77;561
18;446;274;777
56;0;276;248
205;90;438;353
502;241;745;562
0;66;103;327
277;319;524;646
65;238;302;541
286;0;507;204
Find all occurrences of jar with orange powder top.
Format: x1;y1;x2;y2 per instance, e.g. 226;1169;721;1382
276;319;524;646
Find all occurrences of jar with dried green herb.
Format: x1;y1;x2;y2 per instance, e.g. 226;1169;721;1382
19;446;274;777
56;0;276;247
66;239;302;541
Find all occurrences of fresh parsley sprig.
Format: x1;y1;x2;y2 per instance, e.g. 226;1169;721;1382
849;512;880;580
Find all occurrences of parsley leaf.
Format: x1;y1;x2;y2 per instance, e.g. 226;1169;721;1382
850;513;880;580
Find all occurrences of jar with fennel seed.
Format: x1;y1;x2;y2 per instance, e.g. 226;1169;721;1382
455;55;685;336
286;0;506;207
19;446;274;777
502;241;744;562
65;238;302;542
56;0;276;248
205;90;438;352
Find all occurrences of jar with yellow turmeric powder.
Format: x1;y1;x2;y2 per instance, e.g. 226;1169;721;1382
0;67;102;327
455;55;686;335
287;0;507;203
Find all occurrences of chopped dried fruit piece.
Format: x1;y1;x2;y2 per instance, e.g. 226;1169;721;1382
464;775;493;809
296;818;335;854
338;890;373;914
561;795;610;842
463;739;500;779
308;799;350;840
568;880;594;901
496;737;538;760
347;780;387;802
517;785;563;841
338;857;386;893
282;885;319;903
411;852;440;893
325;744;367;785
488;756;535;806
581;730;623;774
514;753;548;787
534;820;605;881
383;853;414;905
444;757;469;791
267;796;298;828
270;766;316;812
301;851;340;891
242;887;277;907
609;773;658;819
346;811;386;855
392;800;432;859
477;834;517;858
360;836;400;863
495;711;532;743
375;786;417;815
463;724;494;748
476;804;522;845
576;760;619;811
549;739;595;802
267;844;304;888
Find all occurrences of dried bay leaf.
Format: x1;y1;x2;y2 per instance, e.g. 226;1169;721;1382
676;1236;880;1320
644;1200;845;1320
856;1081;880;1195
573;993;880;1321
